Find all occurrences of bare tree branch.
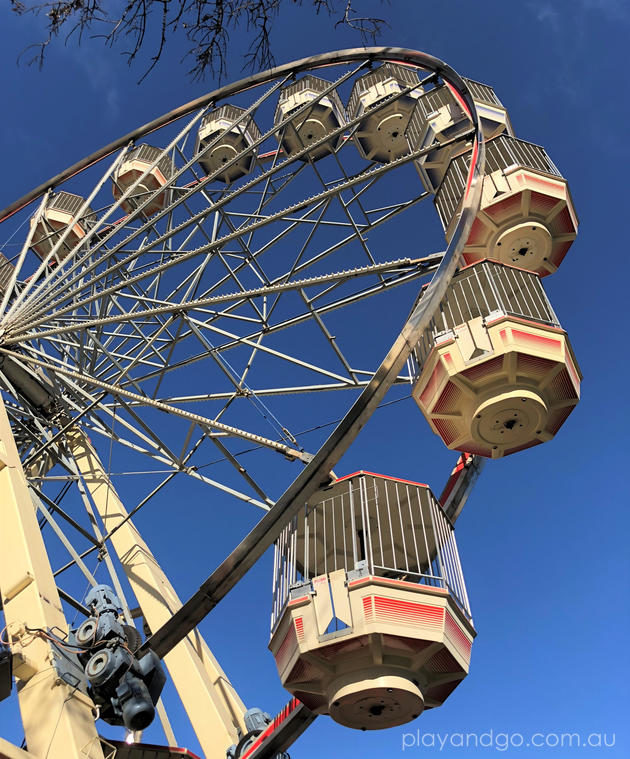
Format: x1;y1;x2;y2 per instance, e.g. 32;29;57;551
335;0;388;44
10;0;387;82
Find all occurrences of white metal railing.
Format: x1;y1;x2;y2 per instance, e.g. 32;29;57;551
200;103;263;141
465;78;503;106
408;260;560;376
275;74;346;123
407;78;502;150
435;134;562;228
125;143;176;180
46;190;92;218
271;473;471;631
347;62;421;118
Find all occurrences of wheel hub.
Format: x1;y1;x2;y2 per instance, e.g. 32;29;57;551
494;221;552;268
472;389;547;451
86;650;110;679
209;143;239;166
328;671;424;730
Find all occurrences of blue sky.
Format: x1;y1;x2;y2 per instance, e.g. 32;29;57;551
0;1;628;757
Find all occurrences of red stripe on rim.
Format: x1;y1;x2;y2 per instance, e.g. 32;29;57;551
444;81;478;201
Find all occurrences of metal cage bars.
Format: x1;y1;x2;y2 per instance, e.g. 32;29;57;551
435;133;562;227
413;78;504;126
408;260;561;373
271;473;471;631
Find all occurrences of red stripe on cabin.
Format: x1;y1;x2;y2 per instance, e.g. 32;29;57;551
445;611;472;662
294;617;305;642
511;329;561;352
373;597;444;628
363;596;374;622
485;313;565;334
433;418;460;446
517;171;565;192
288;595;310;606
420;361;446;406
334;471;429;488
274;624;298;672
349;576;448;594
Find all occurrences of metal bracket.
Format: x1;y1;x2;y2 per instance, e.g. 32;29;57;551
0;645;12;702
47;633;88;694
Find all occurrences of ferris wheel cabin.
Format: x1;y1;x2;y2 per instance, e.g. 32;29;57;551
274;75;346;161
30;191;95;263
112;144;176;216
406;78;513;192
347;63;423;163
269;472;474;731
409;261;581;458
435;134;578;276
196;104;262;182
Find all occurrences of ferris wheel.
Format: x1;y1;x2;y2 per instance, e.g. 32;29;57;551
0;47;580;759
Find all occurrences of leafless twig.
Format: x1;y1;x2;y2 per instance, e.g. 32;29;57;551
335;0;388;44
11;0;387;82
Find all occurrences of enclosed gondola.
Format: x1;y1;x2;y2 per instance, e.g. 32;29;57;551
274;75;346;161
409;260;581;457
435;135;578;276
112;144;176;216
269;472;475;731
196;105;262;182
406;78;513;192
348;63;423;163
30;191;95;263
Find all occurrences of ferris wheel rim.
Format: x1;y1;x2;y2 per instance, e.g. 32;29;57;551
0;46;485;515
119;50;486;656
0;44;485;628
0;46;475;226
0;45;485;494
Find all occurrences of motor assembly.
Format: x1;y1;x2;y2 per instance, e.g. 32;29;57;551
227;707;289;759
70;584;165;731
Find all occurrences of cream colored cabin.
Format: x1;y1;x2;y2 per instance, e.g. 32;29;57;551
269;472;474;731
347;63;423;163
112;144;175;216
274;75;346;161
30;191;94;263
409;260;581;458
196;104;262;182
406;78;513;192
435;135;578;276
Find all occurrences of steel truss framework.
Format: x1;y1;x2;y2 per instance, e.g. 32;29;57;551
0;47;484;759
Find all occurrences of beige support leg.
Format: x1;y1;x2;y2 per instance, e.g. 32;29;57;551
0;399;104;759
67;430;246;758
0;737;38;759
155;697;178;747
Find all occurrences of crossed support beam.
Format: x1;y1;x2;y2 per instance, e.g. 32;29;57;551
0;398;104;759
0;396;251;759
0;407;482;759
66;430;248;757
